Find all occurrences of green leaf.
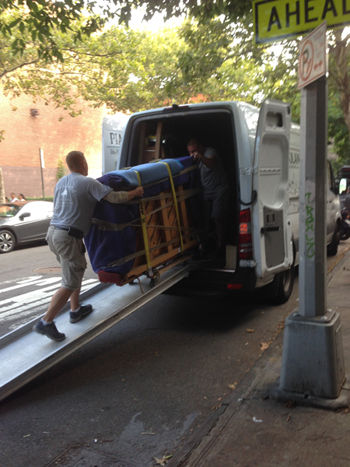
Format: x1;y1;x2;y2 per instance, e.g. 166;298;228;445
9;18;22;28
56;50;64;62
31;2;38;14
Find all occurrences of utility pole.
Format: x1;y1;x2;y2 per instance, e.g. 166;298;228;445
273;23;348;408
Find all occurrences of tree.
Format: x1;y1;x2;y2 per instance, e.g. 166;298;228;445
1;19;186;114
0;0;105;62
2;0;350;161
175;15;301;120
175;14;350;163
56;158;66;181
329;30;350;136
0;2;190;197
0;1;253;63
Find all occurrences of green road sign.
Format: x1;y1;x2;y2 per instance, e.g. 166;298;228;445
253;0;350;43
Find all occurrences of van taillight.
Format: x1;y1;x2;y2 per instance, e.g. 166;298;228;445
239;209;253;260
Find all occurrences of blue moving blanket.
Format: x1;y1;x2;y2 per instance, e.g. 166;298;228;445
109;158;184;186
85;156;203;278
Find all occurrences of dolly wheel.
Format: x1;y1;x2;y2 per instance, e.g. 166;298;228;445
150;270;160;288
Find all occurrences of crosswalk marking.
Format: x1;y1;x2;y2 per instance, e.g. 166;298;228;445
0;276;61;295
0;277;100;323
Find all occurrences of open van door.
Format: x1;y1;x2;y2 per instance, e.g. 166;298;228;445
252;99;293;278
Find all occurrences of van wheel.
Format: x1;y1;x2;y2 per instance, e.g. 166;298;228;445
274;266;295;304
327;225;339;256
260;266;295;305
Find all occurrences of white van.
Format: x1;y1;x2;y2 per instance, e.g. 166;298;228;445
102;113;129;174
116;99;340;303
288;122;340;263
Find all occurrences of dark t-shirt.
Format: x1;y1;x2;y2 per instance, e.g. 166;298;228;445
199;147;228;197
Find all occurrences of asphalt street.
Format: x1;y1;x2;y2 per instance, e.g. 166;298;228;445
0;241;349;467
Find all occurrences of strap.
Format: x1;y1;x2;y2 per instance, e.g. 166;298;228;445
133;170;152;272
92;187;201;232
157;161;184;252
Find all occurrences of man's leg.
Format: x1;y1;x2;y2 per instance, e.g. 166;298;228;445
212;187;228;252
33;286;72;341
69;287;81;312
214;218;227;248
69;282;93;323
43;286;73;322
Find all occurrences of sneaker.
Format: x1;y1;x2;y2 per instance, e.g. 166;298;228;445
70;304;93;323
33;320;66;342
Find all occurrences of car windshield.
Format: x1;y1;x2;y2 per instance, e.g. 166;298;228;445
0;204;21;218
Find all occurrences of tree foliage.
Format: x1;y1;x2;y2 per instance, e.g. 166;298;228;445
1;16;187;115
2;0;350;168
0;0;105;62
176;14;301;121
56;158;66;181
0;1;253;62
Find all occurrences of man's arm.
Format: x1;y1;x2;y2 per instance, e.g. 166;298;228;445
192;149;216;169
196;154;216;169
103;186;144;204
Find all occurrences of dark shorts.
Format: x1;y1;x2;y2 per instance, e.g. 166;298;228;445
46;226;87;290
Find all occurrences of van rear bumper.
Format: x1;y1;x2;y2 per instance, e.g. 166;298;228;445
166;266;257;298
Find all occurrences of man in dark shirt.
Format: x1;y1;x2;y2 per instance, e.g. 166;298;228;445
187;138;229;254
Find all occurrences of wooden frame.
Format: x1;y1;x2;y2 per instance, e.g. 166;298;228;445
124;183;199;281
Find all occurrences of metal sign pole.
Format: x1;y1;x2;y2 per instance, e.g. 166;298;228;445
298;77;327;318
272;25;348;407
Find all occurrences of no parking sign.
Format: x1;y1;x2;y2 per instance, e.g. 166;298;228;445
298;21;327;89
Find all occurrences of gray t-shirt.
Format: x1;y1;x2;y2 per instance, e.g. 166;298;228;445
51;172;112;236
199;147;228;196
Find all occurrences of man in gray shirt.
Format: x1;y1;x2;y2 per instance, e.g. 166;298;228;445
187;138;229;255
33;150;143;341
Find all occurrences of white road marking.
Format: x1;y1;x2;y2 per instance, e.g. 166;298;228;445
0;277;61;294
0;276;41;287
0;278;99;321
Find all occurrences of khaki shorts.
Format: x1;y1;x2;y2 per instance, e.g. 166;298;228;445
46;226;87;290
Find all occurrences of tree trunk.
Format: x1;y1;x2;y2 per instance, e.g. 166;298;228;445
330;29;350;136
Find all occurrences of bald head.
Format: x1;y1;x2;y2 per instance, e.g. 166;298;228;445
187;138;200;147
66;151;88;176
187;138;203;156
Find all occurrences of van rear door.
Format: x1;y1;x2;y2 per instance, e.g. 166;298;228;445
252;99;293;278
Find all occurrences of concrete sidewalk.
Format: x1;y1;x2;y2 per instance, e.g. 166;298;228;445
168;250;350;467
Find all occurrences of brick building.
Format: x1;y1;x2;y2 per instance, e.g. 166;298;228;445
0;92;123;199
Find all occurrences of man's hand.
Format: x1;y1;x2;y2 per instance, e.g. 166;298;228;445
191;150;203;162
128;186;144;200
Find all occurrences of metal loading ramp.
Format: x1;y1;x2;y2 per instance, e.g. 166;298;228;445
0;266;190;402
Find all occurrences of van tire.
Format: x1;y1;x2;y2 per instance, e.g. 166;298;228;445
258;265;295;304
274;266;295;304
327;225;339;256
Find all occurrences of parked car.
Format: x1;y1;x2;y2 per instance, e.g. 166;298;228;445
0;201;53;253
